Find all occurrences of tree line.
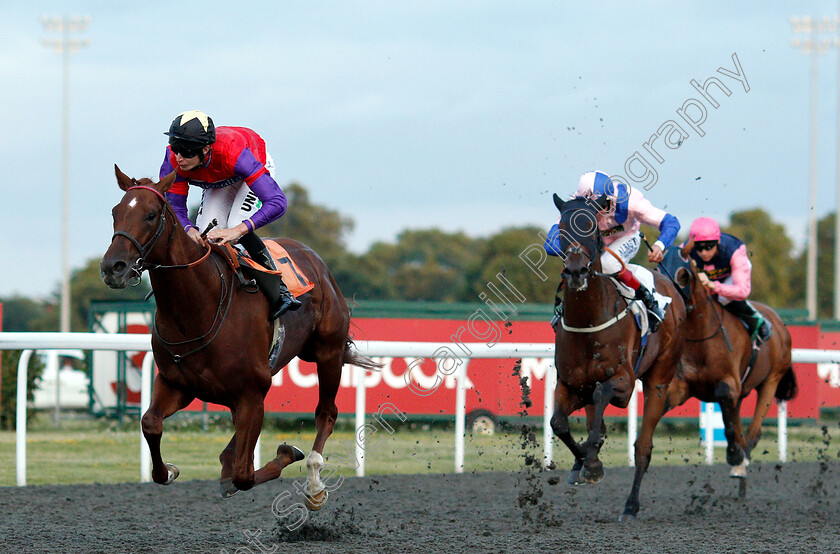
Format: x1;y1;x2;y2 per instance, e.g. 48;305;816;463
0;182;826;333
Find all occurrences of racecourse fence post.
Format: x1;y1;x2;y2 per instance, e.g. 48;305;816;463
542;365;555;468
778;400;788;463
140;353;154;482
704;402;715;465
627;380;641;466
16;349;34;486
355;363;367;477
454;360;469;473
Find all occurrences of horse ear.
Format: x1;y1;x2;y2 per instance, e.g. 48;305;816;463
158;170;176;194
553;193;564;212
681;237;694;259
114;164;134;191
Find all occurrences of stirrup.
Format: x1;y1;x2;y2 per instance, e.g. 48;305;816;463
647;309;663;332
755;319;772;345
271;293;302;319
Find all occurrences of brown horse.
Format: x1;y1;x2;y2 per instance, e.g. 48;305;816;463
660;242;797;481
101;166;378;508
549;195;686;522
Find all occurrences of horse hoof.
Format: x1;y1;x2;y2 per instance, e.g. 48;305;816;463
729;457;749;479
729;465;748;479
163;463;180;485
584;465;605;484
290;445;305;462
567;468;585;485
219;478;239;498
618;512;637;524
305;488;328;511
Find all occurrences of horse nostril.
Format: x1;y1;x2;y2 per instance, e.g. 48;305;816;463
110;261;127;275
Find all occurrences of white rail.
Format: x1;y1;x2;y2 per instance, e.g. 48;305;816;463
3;332;839;485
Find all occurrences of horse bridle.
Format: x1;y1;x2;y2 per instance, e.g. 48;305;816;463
110;185;210;285
111;185;234;363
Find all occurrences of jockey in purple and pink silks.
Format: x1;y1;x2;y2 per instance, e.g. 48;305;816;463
159;110;301;317
687;217;772;344
544;170;681;332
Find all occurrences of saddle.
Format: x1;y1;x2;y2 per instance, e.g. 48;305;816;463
216;241;314;303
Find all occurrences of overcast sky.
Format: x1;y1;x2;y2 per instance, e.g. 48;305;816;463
2;1;838;298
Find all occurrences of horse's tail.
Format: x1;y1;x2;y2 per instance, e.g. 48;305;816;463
775;366;798;402
343;338;383;371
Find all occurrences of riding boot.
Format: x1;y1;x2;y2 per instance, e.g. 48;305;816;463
635;285;665;333
239;232;302;318
725;300;772;345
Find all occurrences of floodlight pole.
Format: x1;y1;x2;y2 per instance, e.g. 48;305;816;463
40;15;90;333
791;17;830;320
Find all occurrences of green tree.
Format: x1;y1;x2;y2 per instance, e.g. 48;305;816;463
31;258;151;331
0;296;49;332
0;350;44;430
790;212;835;318
360;229;483;301
258;182;354;269
462;226;554;304
724;208;795;309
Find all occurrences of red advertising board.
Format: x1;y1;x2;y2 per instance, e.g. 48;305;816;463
164;317;832;422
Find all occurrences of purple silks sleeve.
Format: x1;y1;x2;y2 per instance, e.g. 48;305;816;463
165;191;193;230
246;173;287;230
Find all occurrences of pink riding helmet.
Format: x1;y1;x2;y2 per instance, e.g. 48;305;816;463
689;217;721;242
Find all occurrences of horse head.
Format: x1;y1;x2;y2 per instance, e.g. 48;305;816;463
101;165;177;288
552;193;609;291
659;238;709;309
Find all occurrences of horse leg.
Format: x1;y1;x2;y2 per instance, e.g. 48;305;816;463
228;393;266;492
714;380;748;474
218;412;300;498
581;381;615;484
304;352;342;511
621;376;668;523
218;434;239;498
254;444;306;487
550;381;587;485
743;378;781;457
141;375;194;485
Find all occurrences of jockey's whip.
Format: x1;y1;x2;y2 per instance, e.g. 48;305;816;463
200;218;219;238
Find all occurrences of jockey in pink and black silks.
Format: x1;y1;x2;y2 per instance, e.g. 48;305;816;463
544;171;681;331
160;110;301;317
687;217;772;344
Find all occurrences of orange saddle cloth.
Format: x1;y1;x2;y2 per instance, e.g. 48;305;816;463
239;240;315;298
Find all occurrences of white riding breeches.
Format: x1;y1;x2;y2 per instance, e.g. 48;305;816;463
600;232;641;274
196;153;276;230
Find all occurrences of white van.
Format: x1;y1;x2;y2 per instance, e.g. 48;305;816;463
31;350;89;410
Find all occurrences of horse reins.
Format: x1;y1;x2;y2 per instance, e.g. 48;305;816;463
151;255;235;364
112;185;232;363
109;185;211;282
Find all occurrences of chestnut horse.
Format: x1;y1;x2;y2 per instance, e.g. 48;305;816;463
549;195;686;522
101;166;378;508
660;242;796;482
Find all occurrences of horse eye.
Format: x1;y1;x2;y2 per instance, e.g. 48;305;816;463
146;211;157;222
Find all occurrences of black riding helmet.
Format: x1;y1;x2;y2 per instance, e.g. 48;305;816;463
165;110;215;160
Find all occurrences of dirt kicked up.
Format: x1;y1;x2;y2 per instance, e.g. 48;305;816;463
1;461;839;553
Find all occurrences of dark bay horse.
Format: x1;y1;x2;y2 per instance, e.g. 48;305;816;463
549;195;686;522
101;166;378;508
660;241;796;482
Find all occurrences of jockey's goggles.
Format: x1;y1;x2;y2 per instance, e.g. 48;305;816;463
694;240;718;252
170;142;204;158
